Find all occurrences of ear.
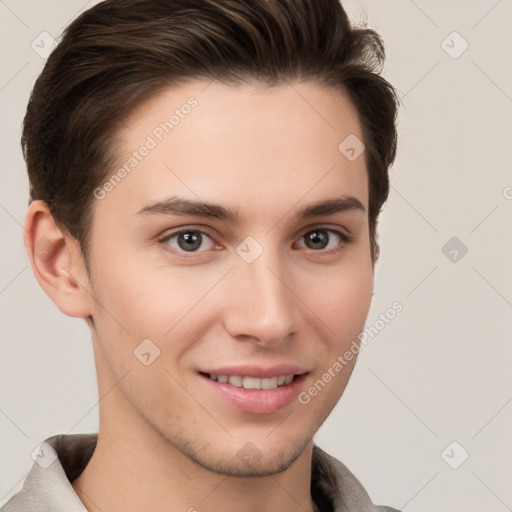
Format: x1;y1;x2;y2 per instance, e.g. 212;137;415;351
24;200;93;318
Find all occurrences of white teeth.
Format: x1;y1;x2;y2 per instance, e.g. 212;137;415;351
261;377;278;390
208;373;295;389
242;376;261;389
228;375;243;387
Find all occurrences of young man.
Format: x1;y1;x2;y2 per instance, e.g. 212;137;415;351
3;0;400;510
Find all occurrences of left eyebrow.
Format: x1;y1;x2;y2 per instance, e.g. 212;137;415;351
135;195;365;223
295;197;365;220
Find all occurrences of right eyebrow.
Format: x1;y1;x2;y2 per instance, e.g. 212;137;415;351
136;196;243;223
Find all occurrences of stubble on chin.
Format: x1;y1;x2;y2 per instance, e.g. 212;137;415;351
170;435;313;478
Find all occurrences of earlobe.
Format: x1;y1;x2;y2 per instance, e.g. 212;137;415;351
24;200;93;319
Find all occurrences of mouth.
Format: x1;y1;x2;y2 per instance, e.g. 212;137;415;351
198;370;309;414
199;372;301;390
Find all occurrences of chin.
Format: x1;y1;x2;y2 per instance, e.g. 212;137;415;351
181;435;311;477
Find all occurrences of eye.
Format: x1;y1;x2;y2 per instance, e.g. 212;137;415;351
158;225;353;258
161;229;217;254
295;227;352;253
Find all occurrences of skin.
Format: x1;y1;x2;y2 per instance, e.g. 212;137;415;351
24;80;374;512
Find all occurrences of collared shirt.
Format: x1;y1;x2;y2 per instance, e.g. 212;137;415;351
1;434;401;512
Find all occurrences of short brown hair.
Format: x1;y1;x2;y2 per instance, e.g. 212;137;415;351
22;0;399;274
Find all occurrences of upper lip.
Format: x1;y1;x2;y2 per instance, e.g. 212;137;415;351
199;364;308;379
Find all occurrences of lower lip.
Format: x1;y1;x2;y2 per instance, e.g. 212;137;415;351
200;373;308;414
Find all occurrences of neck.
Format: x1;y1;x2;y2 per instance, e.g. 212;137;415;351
72;425;317;512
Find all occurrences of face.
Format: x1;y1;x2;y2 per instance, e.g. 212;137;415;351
84;80;373;476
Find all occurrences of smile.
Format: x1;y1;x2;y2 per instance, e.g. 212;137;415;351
199;371;308;414
206;373;295;389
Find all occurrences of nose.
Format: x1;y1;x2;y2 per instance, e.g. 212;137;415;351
221;246;297;346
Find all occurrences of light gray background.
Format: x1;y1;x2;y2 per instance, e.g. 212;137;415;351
1;1;511;510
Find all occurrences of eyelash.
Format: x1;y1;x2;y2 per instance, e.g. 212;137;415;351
158;226;353;258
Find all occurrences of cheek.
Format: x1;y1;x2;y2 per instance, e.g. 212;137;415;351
299;263;372;415
89;248;227;352
295;256;373;342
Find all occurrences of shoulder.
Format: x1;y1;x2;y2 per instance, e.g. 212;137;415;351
0;434;96;512
312;444;402;512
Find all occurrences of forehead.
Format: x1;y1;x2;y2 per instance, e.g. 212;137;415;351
94;79;368;223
